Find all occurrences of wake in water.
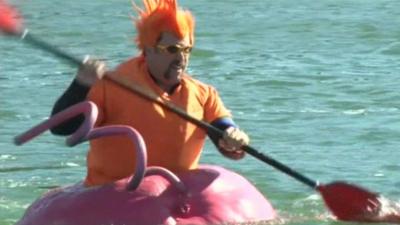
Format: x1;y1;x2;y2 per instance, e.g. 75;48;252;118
269;194;400;225
359;196;400;224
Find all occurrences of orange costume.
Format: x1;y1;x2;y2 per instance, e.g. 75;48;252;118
85;57;231;186
50;0;241;187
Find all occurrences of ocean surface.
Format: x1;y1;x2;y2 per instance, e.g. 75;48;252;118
1;0;400;224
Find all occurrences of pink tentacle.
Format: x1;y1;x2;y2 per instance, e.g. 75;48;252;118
86;126;147;191
145;166;187;194
145;166;190;214
13;100;186;193
14;101;98;146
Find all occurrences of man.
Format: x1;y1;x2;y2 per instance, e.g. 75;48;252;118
51;0;250;187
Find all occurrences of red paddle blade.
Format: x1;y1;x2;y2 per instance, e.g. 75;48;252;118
318;181;381;222
0;0;23;35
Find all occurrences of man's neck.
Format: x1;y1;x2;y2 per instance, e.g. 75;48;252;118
148;72;180;94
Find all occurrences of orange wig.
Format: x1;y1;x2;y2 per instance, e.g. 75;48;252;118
133;0;195;50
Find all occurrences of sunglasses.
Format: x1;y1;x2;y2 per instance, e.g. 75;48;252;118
156;44;193;54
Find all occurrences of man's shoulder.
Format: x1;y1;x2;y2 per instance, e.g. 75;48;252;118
182;74;216;92
113;57;141;75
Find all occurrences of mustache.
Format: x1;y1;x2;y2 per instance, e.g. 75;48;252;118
170;60;184;68
164;61;186;79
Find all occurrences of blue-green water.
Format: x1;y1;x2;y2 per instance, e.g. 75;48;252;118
1;0;400;224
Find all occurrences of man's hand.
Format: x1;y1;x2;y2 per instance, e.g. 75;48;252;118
218;127;249;153
76;56;107;87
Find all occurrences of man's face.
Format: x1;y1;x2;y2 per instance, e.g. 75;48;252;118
145;32;192;91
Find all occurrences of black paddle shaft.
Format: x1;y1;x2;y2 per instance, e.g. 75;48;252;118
136;94;320;189
18;30;320;190
21;30;83;66
166;105;320;189
113;81;320;189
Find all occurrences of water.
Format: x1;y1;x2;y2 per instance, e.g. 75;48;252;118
1;0;400;224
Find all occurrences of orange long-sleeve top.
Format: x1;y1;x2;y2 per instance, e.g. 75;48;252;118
84;57;231;186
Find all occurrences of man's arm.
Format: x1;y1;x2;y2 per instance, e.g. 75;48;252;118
208;117;249;160
50;80;91;135
50;58;106;135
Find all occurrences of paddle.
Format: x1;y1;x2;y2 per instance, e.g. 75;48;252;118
0;1;383;222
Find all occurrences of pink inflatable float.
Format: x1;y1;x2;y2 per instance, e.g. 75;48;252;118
14;101;277;225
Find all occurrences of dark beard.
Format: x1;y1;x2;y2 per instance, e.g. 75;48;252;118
164;61;184;80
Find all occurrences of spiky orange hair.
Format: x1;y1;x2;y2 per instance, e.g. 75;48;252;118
133;0;195;50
